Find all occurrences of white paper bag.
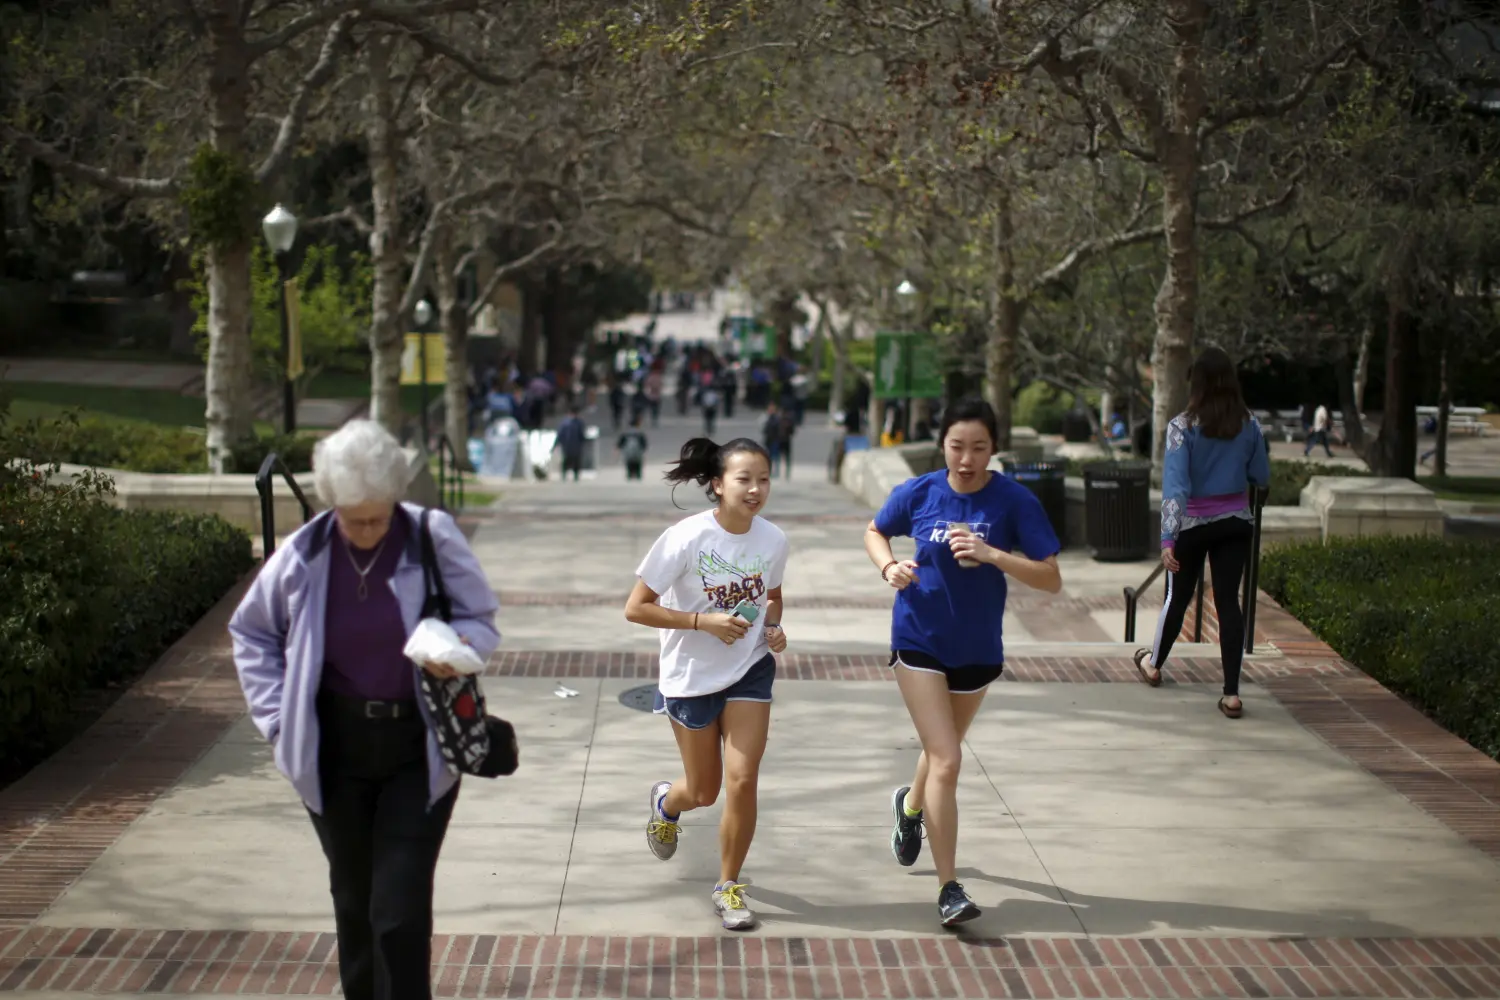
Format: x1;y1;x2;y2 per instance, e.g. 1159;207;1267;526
403;618;487;675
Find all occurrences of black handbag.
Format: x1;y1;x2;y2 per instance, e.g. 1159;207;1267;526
415;509;518;778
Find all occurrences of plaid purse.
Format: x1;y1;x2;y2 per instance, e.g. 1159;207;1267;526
416;509;518;779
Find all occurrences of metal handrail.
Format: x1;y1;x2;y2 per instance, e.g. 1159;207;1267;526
435;434;465;512
1122;562;1205;645
1122;484;1269;652
254;451;315;558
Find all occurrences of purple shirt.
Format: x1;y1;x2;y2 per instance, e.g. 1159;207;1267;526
1185;491;1248;519
322;514;416;701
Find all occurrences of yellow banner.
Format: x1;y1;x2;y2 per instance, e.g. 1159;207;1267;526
400;333;446;386
285;278;305;380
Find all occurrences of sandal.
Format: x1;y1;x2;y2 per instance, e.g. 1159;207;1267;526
1133;648;1161;687
1218;696;1243;719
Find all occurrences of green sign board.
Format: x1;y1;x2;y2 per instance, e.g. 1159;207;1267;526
874;331;944;399
727;315;776;359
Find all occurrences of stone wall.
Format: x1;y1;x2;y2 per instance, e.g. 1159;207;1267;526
41;447;443;541
840;448;1439;551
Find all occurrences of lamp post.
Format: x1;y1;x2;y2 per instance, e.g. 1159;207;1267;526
895;279;918;440
414;299;434;447
261;204;299;434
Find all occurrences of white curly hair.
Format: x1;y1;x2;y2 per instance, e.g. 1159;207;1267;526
312;420;412;509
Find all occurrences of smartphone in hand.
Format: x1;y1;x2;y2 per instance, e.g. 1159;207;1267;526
730;599;760;623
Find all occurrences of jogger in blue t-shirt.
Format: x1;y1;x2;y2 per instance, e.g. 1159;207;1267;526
864;399;1063;928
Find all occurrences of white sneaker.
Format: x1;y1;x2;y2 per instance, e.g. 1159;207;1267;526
646;781;679;861
712;882;757;931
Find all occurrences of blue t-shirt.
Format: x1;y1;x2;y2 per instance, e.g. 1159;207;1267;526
874;470;1061;666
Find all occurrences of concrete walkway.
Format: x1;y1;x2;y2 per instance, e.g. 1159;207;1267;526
6;414;1500;997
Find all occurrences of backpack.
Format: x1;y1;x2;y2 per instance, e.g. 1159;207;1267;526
621;433;646;461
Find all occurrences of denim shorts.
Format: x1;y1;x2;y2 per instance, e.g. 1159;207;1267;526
653;653;776;730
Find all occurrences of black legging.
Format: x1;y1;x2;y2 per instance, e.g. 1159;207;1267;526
1151;517;1252;696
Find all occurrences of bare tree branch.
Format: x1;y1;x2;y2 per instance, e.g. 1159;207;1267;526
0;129;177;197
1202;43;1357;136
255;13;358;183
248;0;479;58
466;227;565;319
304;205;374;235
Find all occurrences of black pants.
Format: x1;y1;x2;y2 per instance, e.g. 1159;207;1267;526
1151;517;1252;696
309;695;457;1000
561;452;582;480
625;458;643;480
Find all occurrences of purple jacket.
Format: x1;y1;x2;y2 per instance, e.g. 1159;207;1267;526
228;503;501;814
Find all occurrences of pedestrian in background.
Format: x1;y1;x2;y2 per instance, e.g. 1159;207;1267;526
1136;347;1271;718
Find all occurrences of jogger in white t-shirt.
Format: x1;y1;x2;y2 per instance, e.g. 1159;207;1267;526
624;437;790;931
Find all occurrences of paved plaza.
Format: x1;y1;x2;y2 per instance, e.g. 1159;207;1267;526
5;410;1500;997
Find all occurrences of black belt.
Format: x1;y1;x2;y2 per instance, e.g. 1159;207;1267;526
320;692;420;721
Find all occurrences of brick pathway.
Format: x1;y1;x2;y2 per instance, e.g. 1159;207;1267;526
8;927;1500;997
4;577;1500;996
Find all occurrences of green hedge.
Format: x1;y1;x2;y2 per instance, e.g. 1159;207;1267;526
1;410;256;772
1261;536;1500;759
1264;459;1367;507
18;413;313;474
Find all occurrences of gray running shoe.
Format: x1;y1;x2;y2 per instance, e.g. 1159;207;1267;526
712;882;757;931
646;780;679;861
890;785;924;866
939;880;981;927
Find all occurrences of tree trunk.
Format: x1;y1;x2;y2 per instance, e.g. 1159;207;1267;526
828;311;852;421
202;13;256;472
203;239;255;468
434;225;472;469
769;291;799;359
1352;321;1374;417
986;192;1018;451
1148;0;1209;468
364;34;405;435
541;269;569;378
1434;335;1450;479
1334;344;1369;459
519;277;542;377
1370;287;1419;478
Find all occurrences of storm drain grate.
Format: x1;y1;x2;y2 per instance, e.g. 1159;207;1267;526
618;684;657;713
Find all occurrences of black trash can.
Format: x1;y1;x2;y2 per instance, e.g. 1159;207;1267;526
1084;461;1153;561
1002;460;1067;544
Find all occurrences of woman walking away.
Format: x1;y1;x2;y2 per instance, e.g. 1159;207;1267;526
624;437;790;931
229;420;500;1000
1134;347;1271;718
865;399;1062;928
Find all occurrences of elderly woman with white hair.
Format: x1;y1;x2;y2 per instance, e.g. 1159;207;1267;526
229;420;499;1000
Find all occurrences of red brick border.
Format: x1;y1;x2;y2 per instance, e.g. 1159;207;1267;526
1266;673;1500;863
5;928;1500;997
486;651;1356;683
0;579;249;929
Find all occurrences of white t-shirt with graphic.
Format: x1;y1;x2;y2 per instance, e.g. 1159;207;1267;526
636;510;790;698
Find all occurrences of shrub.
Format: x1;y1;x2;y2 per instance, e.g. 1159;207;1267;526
17;411;313;474
1013;382;1072;435
1265;459;1368;507
1261;536;1500;759
0;400;255;772
226;430;315;474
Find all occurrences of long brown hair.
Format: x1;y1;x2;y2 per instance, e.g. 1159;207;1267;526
1184;347;1249;440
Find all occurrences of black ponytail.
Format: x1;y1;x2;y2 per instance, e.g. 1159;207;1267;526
664;436;771;504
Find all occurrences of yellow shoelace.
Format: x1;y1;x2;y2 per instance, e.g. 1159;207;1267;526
716;883;748;910
648;818;679;844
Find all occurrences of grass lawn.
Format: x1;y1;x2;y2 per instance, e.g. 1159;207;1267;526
305;369;430;413
4;382;207;427
1420;476;1500;505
